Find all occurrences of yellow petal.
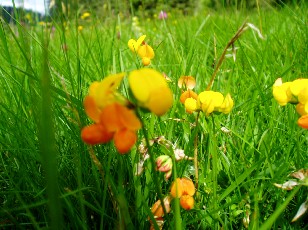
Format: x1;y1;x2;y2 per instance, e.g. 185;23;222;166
219;93;234;114
128;68;167;103
184;98;197;113
146;87;173;116
290;79;308;96
298;87;308;104
128;68;173;116
198;91;224;115
138;44;155;59
89;73;125;108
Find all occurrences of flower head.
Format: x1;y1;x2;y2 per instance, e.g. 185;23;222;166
82;102;141;153
80;12;90;20
170;178;195;210
158;11;168;20
273;78;308;129
128;68;173;116
128;35;154;66
156;155;172;179
178;76;196;90
81;73;141;154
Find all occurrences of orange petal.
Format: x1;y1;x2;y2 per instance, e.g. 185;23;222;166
298;115;308;129
100;103;122;132
181;178;195;196
170;178;183;198
117;105;142;131
81;124;113;145
180;195;194;210
178;76;196;89
180;90;198;104
151;197;171;218
84;96;100;122
113;129;137;154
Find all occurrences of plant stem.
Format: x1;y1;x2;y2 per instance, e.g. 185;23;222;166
194;111;201;190
136;111;167;230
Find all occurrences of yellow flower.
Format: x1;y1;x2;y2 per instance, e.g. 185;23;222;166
198;91;224;115
80;12;90;20
184;98;198;113
218;93;234;114
128;35;155;66
272;78;293;106
78;26;83;31
128;68;173;116
289;79;308;97
128;35;146;53
88;73;125;110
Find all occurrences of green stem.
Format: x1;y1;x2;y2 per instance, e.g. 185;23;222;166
194;112;201;190
136;110;167;230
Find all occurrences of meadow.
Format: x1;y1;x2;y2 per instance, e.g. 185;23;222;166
0;2;307;229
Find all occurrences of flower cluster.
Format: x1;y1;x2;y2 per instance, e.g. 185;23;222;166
170;178;196;210
150;178;196;229
81;69;173;153
273;78;308;129
136;136;193;179
178;76;234;115
128;35;155;66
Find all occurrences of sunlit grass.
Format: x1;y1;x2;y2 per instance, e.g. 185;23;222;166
0;3;307;229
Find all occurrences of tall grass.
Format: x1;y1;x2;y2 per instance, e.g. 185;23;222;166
0;2;307;229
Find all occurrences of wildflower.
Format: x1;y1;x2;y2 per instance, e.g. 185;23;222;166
81;73;142;154
81;102;141;153
151;196;171;218
178;76;196;90
158;11;168;20
78;25;83;31
198;91;224;115
218;93;234;114
128;35;154;66
128;35;146;53
298;115;308;129
273;78;308;128
174;149;193;161
128;68;173;116
170;178;195;210
80;12;90;20
156;155;172;179
272;78;294;105
149;196;171;230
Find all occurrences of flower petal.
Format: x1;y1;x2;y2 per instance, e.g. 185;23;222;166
180;195;194;210
113;129;137;154
298;115;308;129
81;124;113;145
84;96;100;122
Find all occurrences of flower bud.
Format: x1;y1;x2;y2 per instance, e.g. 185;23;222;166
156;155;172;172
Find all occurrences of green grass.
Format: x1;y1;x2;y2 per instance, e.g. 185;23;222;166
0;3;307;229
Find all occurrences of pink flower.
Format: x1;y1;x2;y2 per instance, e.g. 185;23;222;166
158;11;168;20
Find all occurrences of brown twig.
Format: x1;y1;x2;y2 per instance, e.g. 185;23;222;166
206;21;248;91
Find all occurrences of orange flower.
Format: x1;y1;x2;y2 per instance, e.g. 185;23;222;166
180;195;195;210
298;115;308;129
180;90;198;104
170;178;195;210
150;196;171;218
178;76;196;90
81;102;141;154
